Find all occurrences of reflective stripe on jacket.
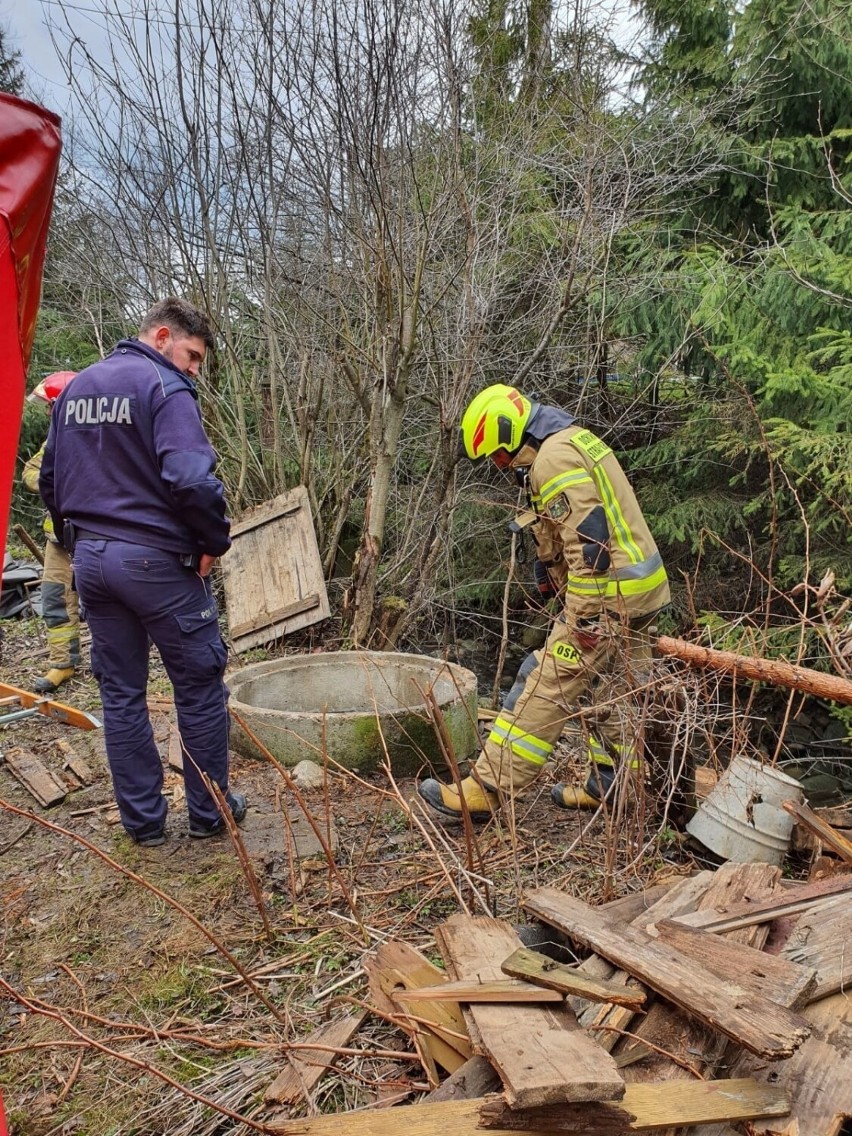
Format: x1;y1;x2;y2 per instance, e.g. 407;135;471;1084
526;425;670;621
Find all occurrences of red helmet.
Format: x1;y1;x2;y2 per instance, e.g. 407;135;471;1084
28;371;77;405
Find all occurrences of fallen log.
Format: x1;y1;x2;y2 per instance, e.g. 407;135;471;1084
656;636;852;705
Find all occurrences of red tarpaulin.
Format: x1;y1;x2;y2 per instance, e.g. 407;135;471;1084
0;93;62;560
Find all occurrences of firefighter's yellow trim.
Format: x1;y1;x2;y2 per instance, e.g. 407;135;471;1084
536;468;594;507
591;466;644;565
587;736;614;766
489;717;552;766
565;561;668;599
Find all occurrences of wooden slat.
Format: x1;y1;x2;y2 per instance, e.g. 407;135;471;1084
695;991;852;1136
570;873;717;1050
524;887;811;1059
265;1011;367;1104
265;1080;790;1134
54;738;95;785
614;860;782;1126
364;941;471;1075
654;920;817;1009
479;1078;790;1130
435;915;624;1109
395;979;564;1004
2;745;67;806
780;898;852;1000
229;594;320;639
501;948;646;1010
782;800;852;866
668;873;852;935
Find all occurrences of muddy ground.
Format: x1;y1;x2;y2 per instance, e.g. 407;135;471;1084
0;613;691;1136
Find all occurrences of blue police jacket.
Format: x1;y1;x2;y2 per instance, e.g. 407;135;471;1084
39;339;231;557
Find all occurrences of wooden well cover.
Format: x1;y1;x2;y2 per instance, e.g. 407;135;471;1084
220;486;330;652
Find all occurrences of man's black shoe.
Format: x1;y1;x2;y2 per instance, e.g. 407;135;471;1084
188;792;247;838
135;829;167;847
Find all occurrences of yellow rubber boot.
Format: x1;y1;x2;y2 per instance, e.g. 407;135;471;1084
418;776;499;820
550;783;602;810
33;666;75;694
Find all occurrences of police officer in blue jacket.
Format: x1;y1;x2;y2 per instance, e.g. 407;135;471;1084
39;298;246;846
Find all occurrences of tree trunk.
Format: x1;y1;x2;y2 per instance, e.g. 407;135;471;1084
656;636;852;706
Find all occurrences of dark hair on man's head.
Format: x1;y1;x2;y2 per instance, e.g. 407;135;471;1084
139;297;215;350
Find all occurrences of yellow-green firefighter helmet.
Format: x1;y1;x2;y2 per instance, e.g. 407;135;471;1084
458;384;534;463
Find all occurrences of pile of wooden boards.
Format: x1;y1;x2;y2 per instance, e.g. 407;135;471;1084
268;856;852;1135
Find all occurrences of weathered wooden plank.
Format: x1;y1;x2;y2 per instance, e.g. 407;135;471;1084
435;916;624;1109
668;873;852;935
54;738;95;786
693;991;852;1136
571;873;717;1050
364;941;471;1075
395;978;564;1004
780;898;852;1000
265;1011;367;1104
229;595;320;639
265;1080;790;1135
501;948;646;1010
654;919;817;1009
782;799;852;866
425;1056;501;1103
614;860;782;1117
220;486;330;652
1;745;67;807
479;1078;791;1130
524;887;811;1059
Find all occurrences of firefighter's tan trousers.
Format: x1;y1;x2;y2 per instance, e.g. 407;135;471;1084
474;615;656;794
42;540;81;669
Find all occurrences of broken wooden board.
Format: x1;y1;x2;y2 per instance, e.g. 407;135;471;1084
220;486;330;652
434;915;624;1108
54;738;95;786
394;978;563;1004
569;873;717;1051
654;920;817;1009
364;941;471;1075
166;725;184;772
1;745;67;806
265;1079;790;1134
501;948;646;1010
780;898;852;1001
667;872;852;935
425;1055;502;1103
0;682;101;731
524;886;811;1059
695;991;852;1136
265;1011;367;1104
479;1079;791;1131
792;805;852;854
782;799;852;866
613;859;783;1126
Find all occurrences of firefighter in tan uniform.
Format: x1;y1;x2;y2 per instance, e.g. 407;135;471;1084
21;372;80;693
419;384;670;818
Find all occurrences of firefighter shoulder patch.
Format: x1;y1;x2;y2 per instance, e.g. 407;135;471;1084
547;493;571;520
552;641;581;665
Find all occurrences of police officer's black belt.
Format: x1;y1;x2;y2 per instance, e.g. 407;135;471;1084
74;530;114;541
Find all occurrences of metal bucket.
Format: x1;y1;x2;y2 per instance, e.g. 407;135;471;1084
686;755;804;865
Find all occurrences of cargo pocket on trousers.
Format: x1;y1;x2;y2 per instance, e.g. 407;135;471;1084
176;603;228;680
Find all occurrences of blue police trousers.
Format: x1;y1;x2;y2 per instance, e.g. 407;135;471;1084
74;539;231;841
